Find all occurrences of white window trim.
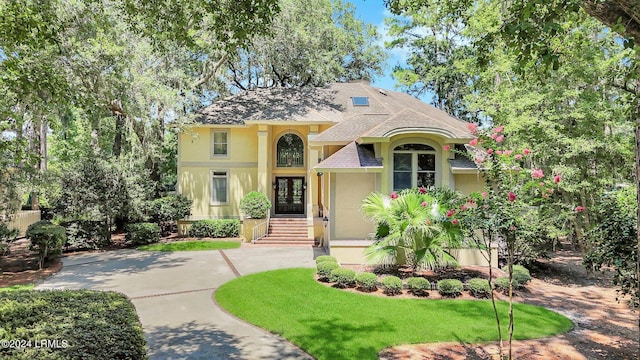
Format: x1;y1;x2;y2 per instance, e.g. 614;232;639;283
210;169;229;205
211;129;230;159
390;140;440;191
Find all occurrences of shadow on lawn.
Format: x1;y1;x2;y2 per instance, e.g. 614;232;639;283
298;316;394;359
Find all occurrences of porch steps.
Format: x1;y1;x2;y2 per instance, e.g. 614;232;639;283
253;218;315;246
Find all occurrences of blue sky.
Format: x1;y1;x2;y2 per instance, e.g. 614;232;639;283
349;0;404;91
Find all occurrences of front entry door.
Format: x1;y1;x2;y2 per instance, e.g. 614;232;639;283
275;177;305;214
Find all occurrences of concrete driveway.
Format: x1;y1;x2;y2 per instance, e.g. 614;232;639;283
36;246;323;359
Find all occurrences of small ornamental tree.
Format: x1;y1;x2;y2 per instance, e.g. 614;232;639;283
26;220;66;270
361;186;464;272
239;191;271;219
457;123;561;358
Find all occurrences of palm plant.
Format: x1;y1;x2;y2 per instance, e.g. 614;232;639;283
361;187;463;272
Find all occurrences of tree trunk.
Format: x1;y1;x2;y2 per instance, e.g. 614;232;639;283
113;114;125;157
507;236;515;360
634;77;640;360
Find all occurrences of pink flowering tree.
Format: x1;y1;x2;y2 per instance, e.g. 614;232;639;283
360;187;464;272
457;123;562;359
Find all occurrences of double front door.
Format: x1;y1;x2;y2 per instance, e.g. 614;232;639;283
275;177;305;214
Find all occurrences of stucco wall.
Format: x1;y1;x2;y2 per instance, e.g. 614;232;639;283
454;173;485;195
333;173;376;239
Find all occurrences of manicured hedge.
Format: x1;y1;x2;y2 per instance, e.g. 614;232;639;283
330;268;356;288
381;276;403;296
406;277;430;296
26;220;65;270
437;279;463;297
512;265;532;287
126;222;161;246
467;278;492;298
317;261;339;280
355;272;378;291
0;290;147;359
495;277;520;293
187;219;240;238
315;255;337;264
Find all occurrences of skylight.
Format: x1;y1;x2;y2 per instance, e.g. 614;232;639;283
351;96;369;106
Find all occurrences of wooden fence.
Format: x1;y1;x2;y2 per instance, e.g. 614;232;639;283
6;210;41;237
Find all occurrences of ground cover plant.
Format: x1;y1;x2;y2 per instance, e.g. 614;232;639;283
137;240;240;251
0;284;34;292
0;290;147;359
216;268;572;360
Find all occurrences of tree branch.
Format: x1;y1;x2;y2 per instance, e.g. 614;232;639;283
582;0;640;42
192;52;229;88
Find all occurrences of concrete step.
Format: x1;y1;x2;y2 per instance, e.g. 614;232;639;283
253;238;315;245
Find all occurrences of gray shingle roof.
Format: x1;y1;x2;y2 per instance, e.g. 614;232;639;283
197;82;474;142
314;142;382;170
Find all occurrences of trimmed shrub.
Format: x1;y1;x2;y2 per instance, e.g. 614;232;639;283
355;272;378;291
330;268;356;288
26;220;66;270
317;261;339;280
315;255;337;264
495;277;520;294
60;220;111;250
147;194;192;234
467;278;492;298
126;223;161;246
437;279;463;297
381;276;403;296
0;290;147;359
512;265;532;287
239;191;271;219
188;219;240;238
407;277;431;296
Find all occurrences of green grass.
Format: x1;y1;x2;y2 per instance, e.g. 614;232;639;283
137;240;241;251
0;284;35;292
216;268;572;360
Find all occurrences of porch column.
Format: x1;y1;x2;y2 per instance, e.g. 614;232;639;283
307;126;320;241
257;125;269;194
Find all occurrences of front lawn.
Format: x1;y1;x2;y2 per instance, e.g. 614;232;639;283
0;290;147;359
0;284;35;292
216;268;572;360
137;240;241;251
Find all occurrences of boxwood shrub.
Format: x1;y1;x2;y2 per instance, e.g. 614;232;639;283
406;277;431;296
315;255;337;264
381;276;403;296
330;268;356;288
188;219;240;238
495;277;520;294
0;290;147;359
512;265;532;287
437;279;463;297
467;278;492;298
239;191;271;219
355;272;378;291
126;222;161;246
26;220;66;270
317;261;339;280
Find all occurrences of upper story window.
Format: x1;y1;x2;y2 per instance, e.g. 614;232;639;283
212;130;229;157
351;97;369;106
393;144;436;190
277;133;304;167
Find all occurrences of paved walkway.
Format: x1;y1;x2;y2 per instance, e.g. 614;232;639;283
36;246;325;359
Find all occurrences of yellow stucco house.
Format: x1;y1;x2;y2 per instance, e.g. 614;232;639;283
178;80;486;263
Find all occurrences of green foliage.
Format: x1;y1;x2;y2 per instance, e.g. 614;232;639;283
381;275;403;295
512;265;532;287
495;277;519;294
437;279;463;297
187;219;240;238
467;278;492;298
355;272;378;291
126;223;161;246
316;261;339;280
406;277;430;295
0;222;19;257
362;187;463;271
217;268;573;360
315;255;337;264
239;191;271;219
147;194;192;234
584;187;638;307
60;220;111;250
0;290;147;359
329;268;356;288
26;220;65;270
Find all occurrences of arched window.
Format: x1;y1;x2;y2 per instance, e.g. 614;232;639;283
277;134;304;167
393;144;436;190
